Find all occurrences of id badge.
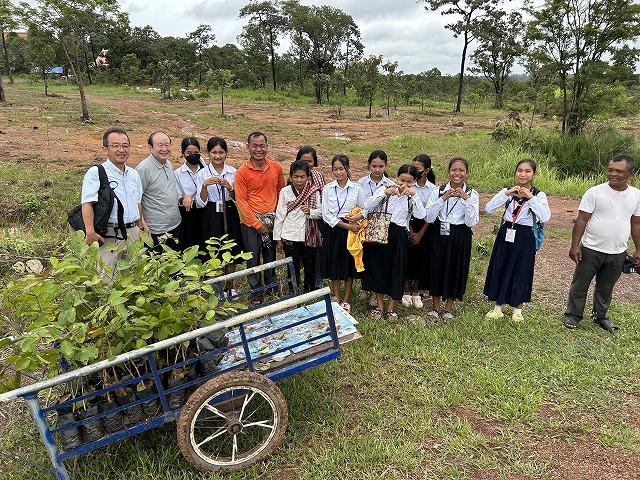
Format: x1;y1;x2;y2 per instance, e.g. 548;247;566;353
216;200;224;213
440;221;450;236
505;228;516;243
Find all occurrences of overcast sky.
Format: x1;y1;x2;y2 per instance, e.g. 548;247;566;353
120;0;469;75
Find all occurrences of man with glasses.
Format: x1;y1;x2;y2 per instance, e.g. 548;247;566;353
136;131;182;252
81;127;148;276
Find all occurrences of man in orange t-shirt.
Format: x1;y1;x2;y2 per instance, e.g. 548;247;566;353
235;131;285;302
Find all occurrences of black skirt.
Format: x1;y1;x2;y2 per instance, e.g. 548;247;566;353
201;201;245;264
320;223;358;281
483;222;536;307
178;205;204;251
429;221;472;301
361;223;408;301
416;223;435;291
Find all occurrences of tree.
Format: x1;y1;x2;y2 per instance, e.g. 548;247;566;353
422;0;498;112
285;1;363;104
187;24;214;85
382;61;399;116
525;0;640;135
128;25;161;70
0;0;20;84
469;10;524;109
25;24;58;95
352;55;382;118
20;0;121;121
205;68;235;115
239;0;285;91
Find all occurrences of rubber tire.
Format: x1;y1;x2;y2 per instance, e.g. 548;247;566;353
176;370;288;473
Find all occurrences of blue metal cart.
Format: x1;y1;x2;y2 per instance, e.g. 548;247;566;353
0;259;360;478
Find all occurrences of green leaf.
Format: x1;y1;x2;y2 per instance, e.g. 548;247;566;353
182;245;199;264
20;336;38;353
75;346;99;363
14;356;32;371
58;307;77;325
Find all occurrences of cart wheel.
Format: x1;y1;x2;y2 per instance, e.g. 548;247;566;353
176;370;288;473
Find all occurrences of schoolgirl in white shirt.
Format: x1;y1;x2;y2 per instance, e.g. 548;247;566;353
484;159;551;322
274;160;323;293
320;154;367;313
196;137;245;295
174;137;205;251
362;164;426;320
405;154;438;309
425;157;480;322
357;150;396;305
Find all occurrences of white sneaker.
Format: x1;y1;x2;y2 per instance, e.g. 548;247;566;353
412;295;423;309
401;294;412;307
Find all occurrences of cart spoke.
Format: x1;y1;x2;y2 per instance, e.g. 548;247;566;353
195;427;228;448
232;434;238;462
204;403;229;420
238;391;256;421
242;419;275;430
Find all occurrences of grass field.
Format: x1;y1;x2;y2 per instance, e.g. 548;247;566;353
1;78;639;479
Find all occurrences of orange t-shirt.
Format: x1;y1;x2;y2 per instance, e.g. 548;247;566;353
234;158;285;230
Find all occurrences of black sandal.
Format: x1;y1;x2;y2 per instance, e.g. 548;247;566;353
594;318;619;332
563;317;579;329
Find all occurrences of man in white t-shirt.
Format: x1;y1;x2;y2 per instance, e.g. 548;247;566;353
564;155;640;332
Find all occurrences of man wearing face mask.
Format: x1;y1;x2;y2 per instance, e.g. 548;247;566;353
136;131;182;252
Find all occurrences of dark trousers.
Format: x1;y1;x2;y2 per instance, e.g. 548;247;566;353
282;240;317;293
151;225;181;254
565;246;626;322
241;224;277;297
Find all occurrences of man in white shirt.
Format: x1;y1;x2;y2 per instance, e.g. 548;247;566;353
81;127;149;276
564;155;640;332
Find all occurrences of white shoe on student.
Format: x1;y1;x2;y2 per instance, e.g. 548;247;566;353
401;294;413;307
412;295;423;308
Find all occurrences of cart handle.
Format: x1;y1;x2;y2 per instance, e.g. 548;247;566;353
0;287;331;403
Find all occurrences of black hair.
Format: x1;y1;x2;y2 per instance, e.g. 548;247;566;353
611;154;636;172
515;158;537;174
448;157;469;172
296;146;318;166
397;164;419;179
102;127;129;147
331;154;351;179
148;131;171;146
181;137;200;155
368;150;388;165
247;131;267;144
207;136;228;153
290;160;311;177
412;153;436;184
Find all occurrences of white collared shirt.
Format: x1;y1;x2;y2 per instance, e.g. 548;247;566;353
364;185;427;228
321;179;367;227
273;185;323;242
425;182;480;227
357;174;396;198
485;188;551;226
196;163;236;207
174;162;201;201
81;159;142;224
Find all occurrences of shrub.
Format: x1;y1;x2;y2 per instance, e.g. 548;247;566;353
0;232;250;392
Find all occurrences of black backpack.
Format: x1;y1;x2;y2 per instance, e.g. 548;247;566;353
68;164;126;239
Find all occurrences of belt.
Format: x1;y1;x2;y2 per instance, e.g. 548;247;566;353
107;222;137;228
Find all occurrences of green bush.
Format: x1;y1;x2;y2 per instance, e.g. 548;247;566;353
0;232;250;392
514;124;639;177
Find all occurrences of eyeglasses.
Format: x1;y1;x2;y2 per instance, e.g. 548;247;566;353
109;143;130;150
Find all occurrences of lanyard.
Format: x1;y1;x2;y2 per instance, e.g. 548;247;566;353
511;198;525;223
208;164;225;200
186;169;198;192
334;186;350;215
445;197;460;220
